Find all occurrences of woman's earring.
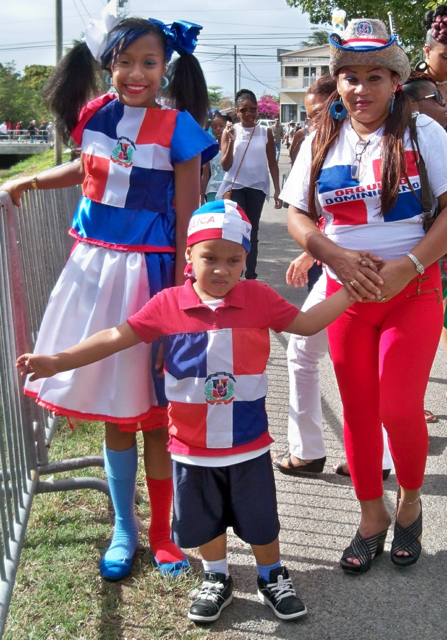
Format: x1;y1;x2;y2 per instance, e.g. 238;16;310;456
160;75;169;89
329;99;347;120
390;93;395;115
415;60;428;72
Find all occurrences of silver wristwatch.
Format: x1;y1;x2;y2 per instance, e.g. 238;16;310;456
406;253;425;275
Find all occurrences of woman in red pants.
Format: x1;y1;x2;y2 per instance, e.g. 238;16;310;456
282;17;447;574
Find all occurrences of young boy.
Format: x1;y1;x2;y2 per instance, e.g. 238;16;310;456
17;200;352;624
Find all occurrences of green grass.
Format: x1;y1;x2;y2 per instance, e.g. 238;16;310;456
0;150;56;182
3;420;213;640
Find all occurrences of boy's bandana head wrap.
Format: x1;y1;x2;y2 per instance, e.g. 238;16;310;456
187;200;252;252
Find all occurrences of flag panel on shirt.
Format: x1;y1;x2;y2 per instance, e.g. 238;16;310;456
318;150;422;227
163;328;270;449
373;151;422;222
81;102;176;210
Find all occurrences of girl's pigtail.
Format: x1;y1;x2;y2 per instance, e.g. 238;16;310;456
165;54;210;127
42;42;103;144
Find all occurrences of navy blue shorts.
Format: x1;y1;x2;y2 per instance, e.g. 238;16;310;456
172;451;280;549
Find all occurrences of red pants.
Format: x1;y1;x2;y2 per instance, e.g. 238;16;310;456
326;263;442;500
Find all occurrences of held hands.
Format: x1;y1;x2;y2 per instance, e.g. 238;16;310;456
286;252;315;288
332;249;384;302
359;256;416;302
16;353;59;381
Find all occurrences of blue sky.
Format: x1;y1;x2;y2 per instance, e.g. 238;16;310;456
0;0;318;99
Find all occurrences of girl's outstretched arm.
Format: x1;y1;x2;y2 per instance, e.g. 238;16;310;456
2;159;85;207
284;287;352;337
16;322;141;381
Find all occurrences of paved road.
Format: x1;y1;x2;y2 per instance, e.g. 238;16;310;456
203;150;447;640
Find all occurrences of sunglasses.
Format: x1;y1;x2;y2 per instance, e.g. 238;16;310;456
238;107;257;114
420;89;444;106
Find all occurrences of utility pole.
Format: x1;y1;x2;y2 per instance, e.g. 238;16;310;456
54;0;63;165
234;45;237;105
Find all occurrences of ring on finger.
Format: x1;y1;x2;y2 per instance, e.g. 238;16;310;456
380;296;386;302
349;279;357;287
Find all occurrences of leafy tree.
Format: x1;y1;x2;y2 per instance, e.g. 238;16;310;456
300;28;330;47
22;65;53;92
257;94;280;119
285;0;428;57
0;62;52;125
208;85;224;107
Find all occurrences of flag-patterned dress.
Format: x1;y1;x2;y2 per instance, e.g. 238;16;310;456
25;95;217;429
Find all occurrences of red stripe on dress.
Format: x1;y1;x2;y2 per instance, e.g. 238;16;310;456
68;230;175;253
24;390;167;429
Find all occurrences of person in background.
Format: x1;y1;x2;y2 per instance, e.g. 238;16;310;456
0;121;8;140
274;73;393;480
27;120;37;142
403;70;447;128
218;89;281;280
270;117;284;162
285;121;295;149
39;121;48;143
404;71;447;417
420;4;447;103
201;112;227;203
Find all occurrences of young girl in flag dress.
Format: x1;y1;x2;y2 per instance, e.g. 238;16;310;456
1;2;217;581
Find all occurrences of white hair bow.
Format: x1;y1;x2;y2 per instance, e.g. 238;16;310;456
84;0;128;62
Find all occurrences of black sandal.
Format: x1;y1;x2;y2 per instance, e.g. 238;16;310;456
340;528;388;575
391;500;422;567
272;452;326;476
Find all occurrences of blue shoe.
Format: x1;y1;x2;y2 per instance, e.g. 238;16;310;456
153;553;190;577
99;553;135;581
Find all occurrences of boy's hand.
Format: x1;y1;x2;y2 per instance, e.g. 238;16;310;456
16;353;59;381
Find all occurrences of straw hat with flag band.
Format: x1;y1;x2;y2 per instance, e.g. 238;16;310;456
329;19;411;85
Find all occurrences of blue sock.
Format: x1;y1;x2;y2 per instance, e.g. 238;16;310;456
100;443;139;580
257;559;281;581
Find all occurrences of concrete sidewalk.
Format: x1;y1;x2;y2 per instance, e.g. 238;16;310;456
208;153;447;640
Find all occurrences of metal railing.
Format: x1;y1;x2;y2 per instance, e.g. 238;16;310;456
0;184;109;638
0;130;53;144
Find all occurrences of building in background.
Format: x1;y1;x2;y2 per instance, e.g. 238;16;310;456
279;44;330;124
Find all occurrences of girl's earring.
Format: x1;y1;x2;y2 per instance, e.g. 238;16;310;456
104;73;113;88
160;76;169;89
329;98;347;120
390;93;395;115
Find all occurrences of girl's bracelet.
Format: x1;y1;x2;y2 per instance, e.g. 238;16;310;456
30;175;39;190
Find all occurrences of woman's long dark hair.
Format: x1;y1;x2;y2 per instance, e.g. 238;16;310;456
43;17;209;143
307;83;414;222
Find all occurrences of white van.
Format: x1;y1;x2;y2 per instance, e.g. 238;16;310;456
257;119;275;128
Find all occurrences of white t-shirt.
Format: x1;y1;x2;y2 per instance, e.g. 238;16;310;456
281;114;447;280
217;123;270;199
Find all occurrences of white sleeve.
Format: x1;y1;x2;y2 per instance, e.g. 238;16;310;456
416;115;447;199
279;133;313;211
